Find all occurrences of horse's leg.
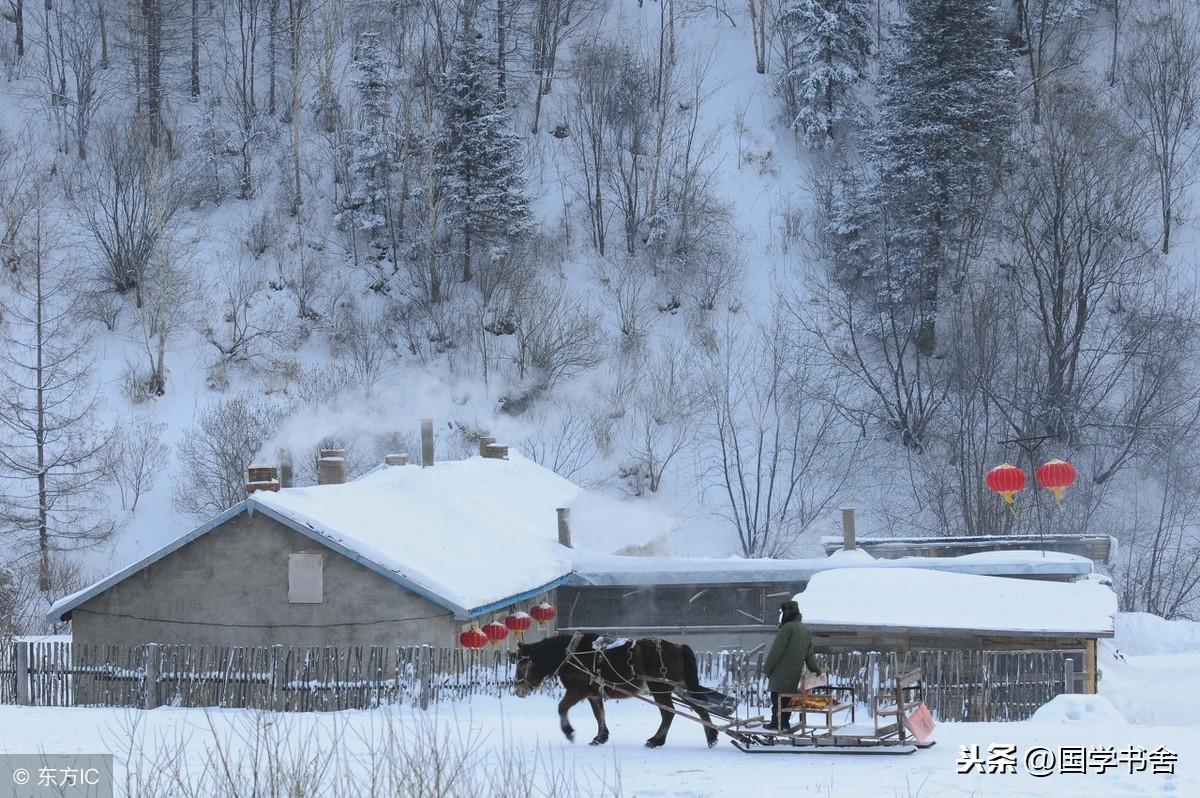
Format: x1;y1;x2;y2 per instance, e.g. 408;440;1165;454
558;689;586;742
645;684;675;748
587;695;609;745
695;703;719;748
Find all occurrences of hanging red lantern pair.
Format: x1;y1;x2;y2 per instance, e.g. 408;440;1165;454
986;460;1077;508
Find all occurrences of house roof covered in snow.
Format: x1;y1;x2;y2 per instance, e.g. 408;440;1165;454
793;568;1117;638
48;453;675;622
818;533;1116;566
568;546;1095;586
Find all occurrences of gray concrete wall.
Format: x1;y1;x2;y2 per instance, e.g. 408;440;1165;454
70;512;461;649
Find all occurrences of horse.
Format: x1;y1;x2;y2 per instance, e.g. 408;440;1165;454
513;632;720;749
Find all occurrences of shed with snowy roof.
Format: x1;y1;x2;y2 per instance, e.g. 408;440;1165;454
48;448;672;650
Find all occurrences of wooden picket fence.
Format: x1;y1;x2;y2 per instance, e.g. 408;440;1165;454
0;641;1085;721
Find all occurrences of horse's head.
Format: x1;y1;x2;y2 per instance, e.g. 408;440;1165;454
514;642;547;698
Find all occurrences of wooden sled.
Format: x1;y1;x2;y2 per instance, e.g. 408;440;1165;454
726;666;937;756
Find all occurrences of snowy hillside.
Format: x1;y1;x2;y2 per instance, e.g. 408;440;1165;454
1;0;1199;631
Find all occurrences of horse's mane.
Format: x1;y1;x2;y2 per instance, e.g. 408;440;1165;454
522;633;579;673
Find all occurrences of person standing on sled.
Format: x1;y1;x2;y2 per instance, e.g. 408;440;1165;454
762;600;822;731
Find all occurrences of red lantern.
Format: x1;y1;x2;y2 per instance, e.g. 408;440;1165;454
1036;459;1077;503
530;602;557;625
459;624;488;650
505;611;532;637
986;464;1027;506
482;620;509;646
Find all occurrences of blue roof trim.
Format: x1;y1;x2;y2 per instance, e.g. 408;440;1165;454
48;496;575;626
464;573;574;619
47;502;250;623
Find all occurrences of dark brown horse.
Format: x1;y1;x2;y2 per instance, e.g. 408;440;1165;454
513;633;720;749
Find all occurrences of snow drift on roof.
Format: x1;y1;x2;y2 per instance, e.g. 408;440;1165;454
794;568;1116;636
249;453;672;612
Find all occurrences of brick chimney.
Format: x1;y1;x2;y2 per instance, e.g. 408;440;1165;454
385;453;408;466
481;442;509;460
246;464;280;495
318;449;349;485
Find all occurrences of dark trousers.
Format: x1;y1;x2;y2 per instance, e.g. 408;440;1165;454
770;692;792;728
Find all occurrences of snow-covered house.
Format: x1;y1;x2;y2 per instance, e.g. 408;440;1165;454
48;452;670;650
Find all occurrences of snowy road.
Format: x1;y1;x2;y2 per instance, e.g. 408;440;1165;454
0;692;1195;797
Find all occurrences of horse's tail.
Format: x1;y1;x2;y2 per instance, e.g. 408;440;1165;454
680;643;702;691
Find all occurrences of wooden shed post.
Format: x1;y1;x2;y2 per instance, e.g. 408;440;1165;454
841;508;856;551
271;645;285;711
1063;656;1077;694
1084;640;1098;694
15;641;30;705
418;646;432;710
143;643;161;710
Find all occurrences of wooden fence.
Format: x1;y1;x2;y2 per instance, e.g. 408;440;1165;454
0;641;1084;721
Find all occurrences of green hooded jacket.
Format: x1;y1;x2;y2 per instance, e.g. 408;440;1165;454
763;617;821;692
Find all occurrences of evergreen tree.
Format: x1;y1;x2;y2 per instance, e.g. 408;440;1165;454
438;14;532;283
343;32;394;240
777;0;873;147
869;0;1016;355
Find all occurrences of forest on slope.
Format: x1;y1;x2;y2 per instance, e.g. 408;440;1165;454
1;0;1198;631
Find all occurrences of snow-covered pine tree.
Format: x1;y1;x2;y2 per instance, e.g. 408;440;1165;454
869;0;1016;355
184;95;227;207
438;12;532;284
776;0;873;148
343;32;395;242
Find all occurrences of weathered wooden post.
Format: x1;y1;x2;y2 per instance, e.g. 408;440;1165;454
420;419;434;468
15;641;30;705
841;507;857;551
418;646;432;710
271;645;285;711
143;643;161;710
1064;656;1077;694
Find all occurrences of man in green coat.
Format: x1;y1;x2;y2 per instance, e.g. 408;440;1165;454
763;600;822;730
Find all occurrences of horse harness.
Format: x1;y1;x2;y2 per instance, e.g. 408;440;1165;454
557;633;677;699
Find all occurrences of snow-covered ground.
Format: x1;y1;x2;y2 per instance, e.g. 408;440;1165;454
2;613;1197;797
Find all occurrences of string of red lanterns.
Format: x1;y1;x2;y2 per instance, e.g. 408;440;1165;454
459;603;556;649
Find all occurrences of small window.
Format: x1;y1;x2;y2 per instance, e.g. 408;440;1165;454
288;552;324;604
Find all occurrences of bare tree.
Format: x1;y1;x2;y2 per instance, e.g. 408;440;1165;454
747;0;767;73
527;0;603;133
0;187;115;593
74;120;185;307
506;279;604;409
57;2;107;160
706;315;858;557
173;393;284;518
621;339;699;495
1001;83;1158;444
111;419;168;512
202;255;285;367
1121;3;1200;254
520;400;599;480
1014;0;1089;124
